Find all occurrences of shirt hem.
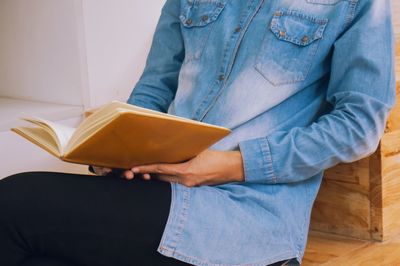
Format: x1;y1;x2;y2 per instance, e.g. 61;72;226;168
157;246;300;266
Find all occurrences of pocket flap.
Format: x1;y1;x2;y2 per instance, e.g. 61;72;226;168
180;0;226;28
270;9;328;46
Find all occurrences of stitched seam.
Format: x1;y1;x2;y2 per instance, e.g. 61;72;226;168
159;246;297;266
172;187;190;249
261;137;277;184
157;182;176;250
343;0;359;30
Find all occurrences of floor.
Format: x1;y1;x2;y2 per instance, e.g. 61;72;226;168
302;231;400;266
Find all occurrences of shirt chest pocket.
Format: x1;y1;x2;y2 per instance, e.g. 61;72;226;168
255;9;328;86
179;0;226;62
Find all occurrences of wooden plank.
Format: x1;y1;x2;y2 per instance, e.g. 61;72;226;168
397;41;400;57
302;231;368;266
380;130;400;241
310;158;372;240
321;234;400;266
311;130;400;241
323;158;369;187
369;147;383;240
311;42;400;241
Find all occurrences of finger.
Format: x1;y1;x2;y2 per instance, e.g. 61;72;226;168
156;174;181;184
123;170;134;180
131;164;182;176
103;167;112;173
143;173;151;180
92;166;111;176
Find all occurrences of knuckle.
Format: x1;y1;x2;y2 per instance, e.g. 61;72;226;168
155;165;163;174
177;165;190;176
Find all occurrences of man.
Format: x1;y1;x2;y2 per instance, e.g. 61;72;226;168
120;0;396;264
1;0;396;265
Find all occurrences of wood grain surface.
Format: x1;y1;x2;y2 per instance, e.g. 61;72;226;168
310;42;400;241
303;231;400;266
303;231;368;265
303;6;400;265
310;158;372;240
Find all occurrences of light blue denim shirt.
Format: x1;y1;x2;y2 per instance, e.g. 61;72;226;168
127;0;396;265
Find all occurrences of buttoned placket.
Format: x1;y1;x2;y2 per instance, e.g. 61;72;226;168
192;0;266;122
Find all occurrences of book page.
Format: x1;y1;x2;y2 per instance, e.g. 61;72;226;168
64;100;231;156
11;126;60;157
110;101;195;122
104;101;229;128
66;110;119;153
21;117;76;154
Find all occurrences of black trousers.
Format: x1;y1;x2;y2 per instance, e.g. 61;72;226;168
0;171;189;266
0;171;297;266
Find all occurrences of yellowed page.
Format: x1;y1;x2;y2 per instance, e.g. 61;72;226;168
11;126;60;157
65;101;231;157
78;101;228;134
21;117;76;154
66;101;200;153
65;111;119;153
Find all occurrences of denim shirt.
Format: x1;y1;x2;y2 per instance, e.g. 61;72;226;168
127;0;396;265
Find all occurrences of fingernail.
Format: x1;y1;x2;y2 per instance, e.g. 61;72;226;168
132;168;140;173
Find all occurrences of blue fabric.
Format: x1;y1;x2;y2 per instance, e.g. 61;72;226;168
127;0;396;265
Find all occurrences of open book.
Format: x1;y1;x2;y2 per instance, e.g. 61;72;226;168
11;101;231;169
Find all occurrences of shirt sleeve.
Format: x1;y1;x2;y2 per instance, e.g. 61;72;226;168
239;0;397;184
127;0;184;113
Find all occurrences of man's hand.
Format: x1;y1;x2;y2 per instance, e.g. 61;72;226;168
124;150;245;187
89;166;131;178
90;166;113;176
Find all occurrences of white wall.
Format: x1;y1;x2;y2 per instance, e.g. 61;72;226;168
0;0;85;106
82;0;165;108
0;1;165;177
0;0;165;108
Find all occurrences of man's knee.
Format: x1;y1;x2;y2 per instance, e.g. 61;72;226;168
1;171;40;183
0;172;41;221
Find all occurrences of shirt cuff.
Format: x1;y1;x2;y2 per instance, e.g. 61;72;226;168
238;137;277;184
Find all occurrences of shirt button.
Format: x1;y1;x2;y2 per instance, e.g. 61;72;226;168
185;19;193;26
201;15;209;22
301;36;309;43
235;26;241;33
218;75;225;81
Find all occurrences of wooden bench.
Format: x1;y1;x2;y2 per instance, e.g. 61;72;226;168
309;43;400;242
